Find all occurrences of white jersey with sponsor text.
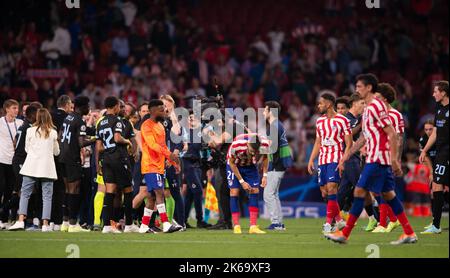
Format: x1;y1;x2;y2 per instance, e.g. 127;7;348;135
362;97;392;165
315;114;351;165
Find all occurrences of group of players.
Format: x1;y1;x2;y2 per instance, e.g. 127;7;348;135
308;74;448;244
2;72;448;243
3;89;278;234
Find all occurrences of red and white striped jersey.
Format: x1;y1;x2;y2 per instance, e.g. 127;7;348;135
362;97;392;165
227;133;270;167
316;114;351;165
388;108;405;134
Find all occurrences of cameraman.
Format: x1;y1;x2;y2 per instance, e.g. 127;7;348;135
204;117;234;230
183;110;211;228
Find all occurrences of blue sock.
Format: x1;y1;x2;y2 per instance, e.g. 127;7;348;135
249;194;258;208
230;196;239;213
349;197;365;217
328;194;337;201
387;197;404;215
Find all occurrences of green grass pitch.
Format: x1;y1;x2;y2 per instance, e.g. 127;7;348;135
0;217;448;258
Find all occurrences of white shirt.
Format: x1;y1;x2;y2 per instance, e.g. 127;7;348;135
54;27;72;56
40;39;60;60
20;127;59;179
0;117;23;165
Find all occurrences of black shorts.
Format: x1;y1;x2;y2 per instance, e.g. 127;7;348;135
63;162;83;183
102;157;132;188
433;150;449;186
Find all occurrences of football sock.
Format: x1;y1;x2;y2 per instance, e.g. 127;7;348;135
156;203;169;223
364;204;374;217
343;197;364;238
93;191;104;225
63;193;69;219
249;194;259;226
387;205;398;223
142;207;153;226
387;196;414;235
230;196;240;226
326;194;341;223
432;191;444;229
124;192;133;226
165;195;175;222
68;193;81;225
102;193;114;226
379;201;388;228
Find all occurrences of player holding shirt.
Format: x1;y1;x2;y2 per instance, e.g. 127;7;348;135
308;93;352;233
326;73;417;245
227;133;270;234
141;99;181;233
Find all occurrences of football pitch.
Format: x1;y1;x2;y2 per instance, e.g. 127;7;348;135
0;217;448;258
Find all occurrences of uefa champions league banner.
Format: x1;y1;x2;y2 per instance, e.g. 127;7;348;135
260;202;327;219
260;174;405;219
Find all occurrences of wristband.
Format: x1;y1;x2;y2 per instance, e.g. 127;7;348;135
263;173;268;177
239;179;245;184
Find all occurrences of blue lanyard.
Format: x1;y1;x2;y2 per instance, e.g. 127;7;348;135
4;117;17;147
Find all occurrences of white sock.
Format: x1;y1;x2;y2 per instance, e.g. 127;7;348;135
369;215;376;221
63;221;69;226
144;207;153;217
156;204;166;214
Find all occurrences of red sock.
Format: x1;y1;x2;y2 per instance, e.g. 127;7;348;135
342;214;358;238
326;200;334;224
156;204;168;223
249;207;258;226
159;212;168;223
387;206;398;222
379;203;388;228
141;216;150;226
396;212;414;235
232;212;240;226
333;201;342;222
